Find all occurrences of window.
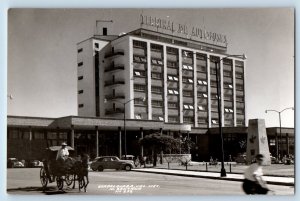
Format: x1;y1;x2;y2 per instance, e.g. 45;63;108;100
103;27;107;35
134;84;146;92
223;70;231;77
236;95;244;102
183;104;194;110
135;114;142;119
78;62;83;67
152;86;163;93
197;65;206;72
151;72;162;79
168;75;178;81
210;68;217;75
197;80;207;85
133;40;147;48
133;55;147;63
77;48;83;53
134;71;146;77
236;72;244;79
151;44;162;52
152;100;163;107
168;89;179;95
78;90;84;94
153;115;164;121
167;47;178;55
210;81;217;87
78;76;83;80
78;104;84;108
134;98;146;105
168;102;178;108
198;106;205;111
236;84;244;91
183;90;193;97
198;117;207;124
183;117;193;123
212;119;218;124
224;94;233;101
167;61;177;68
169;116;179;122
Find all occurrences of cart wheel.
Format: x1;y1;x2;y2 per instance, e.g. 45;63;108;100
65;174;74;186
40;167;48;188
56;176;64;190
78;176;85;189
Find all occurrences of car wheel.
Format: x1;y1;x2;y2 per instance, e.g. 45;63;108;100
92;167;97;171
124;165;131;171
98;166;103;171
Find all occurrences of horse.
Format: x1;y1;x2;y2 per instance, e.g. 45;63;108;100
72;154;89;192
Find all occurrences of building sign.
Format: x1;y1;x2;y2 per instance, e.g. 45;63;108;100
140;15;228;47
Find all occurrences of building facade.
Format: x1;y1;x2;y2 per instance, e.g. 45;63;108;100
77;26;246;129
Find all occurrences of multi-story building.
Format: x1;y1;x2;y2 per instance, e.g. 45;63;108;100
77;22;246;130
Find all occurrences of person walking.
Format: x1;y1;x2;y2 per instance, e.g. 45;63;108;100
242;154;270;194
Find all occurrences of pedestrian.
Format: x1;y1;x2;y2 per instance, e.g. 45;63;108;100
242;154;270;194
209;156;213;165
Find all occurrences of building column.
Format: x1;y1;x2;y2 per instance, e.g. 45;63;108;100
140;127;144;157
29;126;32;160
118;126;122;158
95;126;99;157
70;125;75;148
286;133;289;156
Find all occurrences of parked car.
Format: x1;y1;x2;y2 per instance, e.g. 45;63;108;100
28;159;43;168
7;158;25;168
90;156;134;171
235;154;247;164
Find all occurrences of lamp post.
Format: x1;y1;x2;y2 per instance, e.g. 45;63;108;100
265;107;294;161
211;54;246;177
105;97;145;159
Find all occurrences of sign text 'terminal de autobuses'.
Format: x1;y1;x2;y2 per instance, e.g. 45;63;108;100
140;15;228;47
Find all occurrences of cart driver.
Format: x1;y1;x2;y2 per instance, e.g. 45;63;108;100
56;142;69;162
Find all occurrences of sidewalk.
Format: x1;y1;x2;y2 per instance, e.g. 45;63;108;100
132;168;294;186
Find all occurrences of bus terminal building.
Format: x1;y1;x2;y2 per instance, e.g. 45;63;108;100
7;16;295;162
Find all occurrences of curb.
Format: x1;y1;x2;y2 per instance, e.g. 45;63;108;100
132;169;294;186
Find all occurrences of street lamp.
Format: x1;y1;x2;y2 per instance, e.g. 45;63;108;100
265;107;294;161
210;54;246;177
104;97;146;159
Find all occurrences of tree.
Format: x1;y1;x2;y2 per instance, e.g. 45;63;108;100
139;133;180;166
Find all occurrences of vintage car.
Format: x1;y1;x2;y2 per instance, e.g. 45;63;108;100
90;156;134;171
7;158;25;168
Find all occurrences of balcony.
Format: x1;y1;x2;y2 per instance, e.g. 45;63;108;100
104;64;125;73
104;80;125;87
105;108;124;115
104;49;124;59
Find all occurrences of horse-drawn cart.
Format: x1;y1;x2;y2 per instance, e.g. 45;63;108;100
40;146;75;190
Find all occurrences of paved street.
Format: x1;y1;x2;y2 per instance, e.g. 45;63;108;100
7;168;294;195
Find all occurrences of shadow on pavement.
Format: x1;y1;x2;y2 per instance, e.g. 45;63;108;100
7;186;68;195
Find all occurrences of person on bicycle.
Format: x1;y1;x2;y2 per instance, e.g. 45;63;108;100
242;154;270;194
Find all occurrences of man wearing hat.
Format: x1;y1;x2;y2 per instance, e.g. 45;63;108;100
56;142;69;162
242;154;270;194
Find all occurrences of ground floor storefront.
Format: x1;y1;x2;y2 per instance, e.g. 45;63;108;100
7;115;294;162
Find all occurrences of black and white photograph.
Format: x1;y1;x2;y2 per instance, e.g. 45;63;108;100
5;7;295;196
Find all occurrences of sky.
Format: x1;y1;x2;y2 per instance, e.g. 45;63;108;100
6;8;295;128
